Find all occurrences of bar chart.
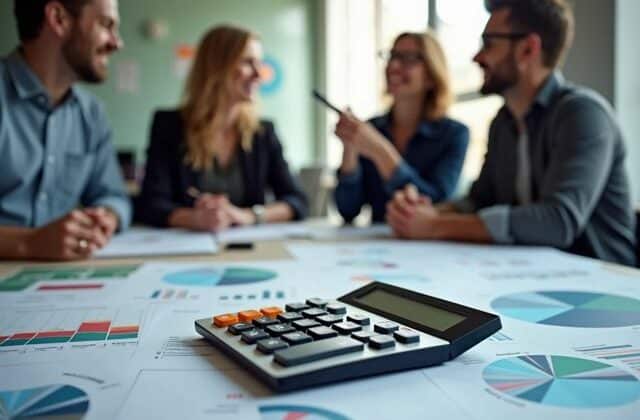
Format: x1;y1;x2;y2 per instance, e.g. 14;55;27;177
0;265;139;292
575;344;640;374
0;306;143;348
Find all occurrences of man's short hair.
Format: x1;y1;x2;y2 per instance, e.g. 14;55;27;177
485;0;574;68
14;0;91;42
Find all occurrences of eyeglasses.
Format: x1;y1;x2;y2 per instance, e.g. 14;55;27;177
480;32;530;50
378;49;424;67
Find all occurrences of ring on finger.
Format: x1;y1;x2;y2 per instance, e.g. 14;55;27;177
78;239;89;250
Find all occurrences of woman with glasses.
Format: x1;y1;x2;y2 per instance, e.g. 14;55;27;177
334;32;469;224
137;25;308;231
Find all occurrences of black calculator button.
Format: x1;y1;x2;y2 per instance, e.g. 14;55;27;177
292;319;321;331
306;298;328;308
347;314;370;325
326;303;347;314
241;329;269;344
374;322;399;334
274;337;364;367
394;328;420;344
332;321;362;335
281;331;313;346
317;314;343;325
301;308;327;318
369;335;396;349
351;331;375;343
253;317;280;328
227;323;254;335
257;338;288;354
277;312;303;323
308;326;338;340
285;302;310;312
266;324;296;337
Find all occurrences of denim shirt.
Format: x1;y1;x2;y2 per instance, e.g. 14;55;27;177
334;112;469;223
0;50;131;229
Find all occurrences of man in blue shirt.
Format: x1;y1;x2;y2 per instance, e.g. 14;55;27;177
0;0;131;260
387;0;635;266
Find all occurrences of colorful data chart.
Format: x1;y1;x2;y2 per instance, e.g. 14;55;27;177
575;344;640;374
219;289;285;302
259;404;349;420
0;265;139;292
491;291;640;328
150;289;198;300
0;307;141;347
0;384;89;419
163;267;276;287
483;354;640;408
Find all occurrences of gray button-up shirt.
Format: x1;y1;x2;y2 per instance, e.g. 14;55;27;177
0;50;131;229
455;72;635;266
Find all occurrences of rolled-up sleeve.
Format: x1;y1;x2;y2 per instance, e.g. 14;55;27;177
82;107;131;231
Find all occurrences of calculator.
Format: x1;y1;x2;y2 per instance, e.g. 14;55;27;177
195;282;501;392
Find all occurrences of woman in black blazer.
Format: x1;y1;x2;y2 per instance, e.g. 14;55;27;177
137;25;307;231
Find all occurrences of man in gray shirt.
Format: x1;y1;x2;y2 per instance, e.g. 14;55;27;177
0;0;131;260
387;0;636;266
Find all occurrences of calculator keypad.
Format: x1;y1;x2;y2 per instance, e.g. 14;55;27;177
211;302;422;367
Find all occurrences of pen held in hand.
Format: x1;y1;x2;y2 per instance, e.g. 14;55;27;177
312;89;343;115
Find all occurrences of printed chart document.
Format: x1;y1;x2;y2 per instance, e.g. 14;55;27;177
95;228;218;258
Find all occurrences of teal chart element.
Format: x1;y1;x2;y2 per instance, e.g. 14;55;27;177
260;404;350;420
491;291;640;328
0;384;89;419
259;56;283;96
163;267;277;287
483;355;640;408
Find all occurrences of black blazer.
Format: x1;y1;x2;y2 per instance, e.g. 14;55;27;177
136;110;308;227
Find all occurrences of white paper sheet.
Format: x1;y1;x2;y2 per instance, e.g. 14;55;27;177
215;222;311;243
95;227;218;258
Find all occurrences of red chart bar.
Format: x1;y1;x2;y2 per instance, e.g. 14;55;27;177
9;332;37;340
109;325;139;334
77;321;111;333
34;330;76;338
37;284;104;291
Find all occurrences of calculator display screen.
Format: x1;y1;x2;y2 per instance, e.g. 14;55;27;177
354;288;466;331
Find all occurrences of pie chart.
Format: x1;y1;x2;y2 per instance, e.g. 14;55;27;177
491;291;640;328
163;267;276;287
483;355;640;408
0;384;89;419
259;405;349;420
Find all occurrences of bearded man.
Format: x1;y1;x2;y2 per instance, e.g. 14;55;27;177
0;0;131;260
387;0;636;266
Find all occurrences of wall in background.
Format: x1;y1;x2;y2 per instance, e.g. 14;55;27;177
0;0;318;169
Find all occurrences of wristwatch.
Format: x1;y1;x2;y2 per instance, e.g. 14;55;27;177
251;204;265;225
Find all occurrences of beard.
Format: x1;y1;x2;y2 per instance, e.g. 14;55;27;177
479;50;518;95
62;28;108;83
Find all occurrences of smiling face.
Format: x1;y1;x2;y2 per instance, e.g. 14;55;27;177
229;38;263;105
385;36;431;100
62;0;122;83
473;8;521;96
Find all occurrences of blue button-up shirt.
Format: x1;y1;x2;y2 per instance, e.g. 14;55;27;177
334;112;469;223
0;50;131;229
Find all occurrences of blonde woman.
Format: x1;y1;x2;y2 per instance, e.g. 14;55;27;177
138;25;307;231
334;32;469;223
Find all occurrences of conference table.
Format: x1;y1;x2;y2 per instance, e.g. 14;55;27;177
1;220;639;420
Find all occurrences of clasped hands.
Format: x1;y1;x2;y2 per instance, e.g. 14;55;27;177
334;111;389;161
26;207;118;260
386;184;441;239
192;194;254;231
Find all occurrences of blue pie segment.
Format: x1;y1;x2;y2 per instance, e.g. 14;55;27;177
483;354;640;408
491;291;640;328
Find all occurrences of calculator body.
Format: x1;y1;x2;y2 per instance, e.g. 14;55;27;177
195;282;501;392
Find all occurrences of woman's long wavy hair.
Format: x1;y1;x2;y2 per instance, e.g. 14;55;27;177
181;25;260;170
391;32;453;121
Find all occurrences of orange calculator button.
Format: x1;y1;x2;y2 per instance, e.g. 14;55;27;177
213;313;238;328
238;310;262;322
260;307;283;318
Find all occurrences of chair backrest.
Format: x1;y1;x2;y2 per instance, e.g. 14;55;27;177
297;165;331;218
